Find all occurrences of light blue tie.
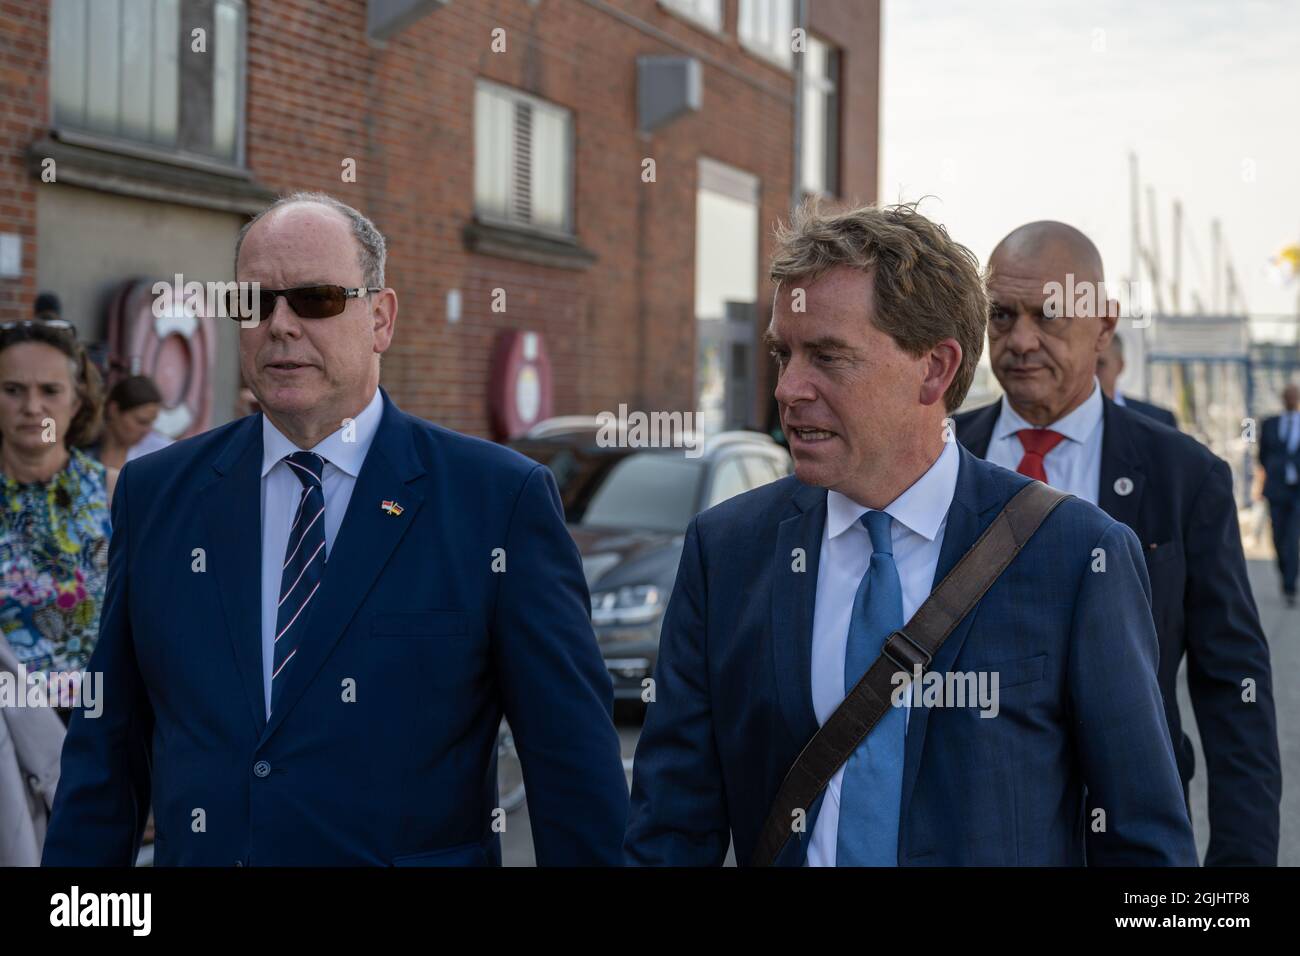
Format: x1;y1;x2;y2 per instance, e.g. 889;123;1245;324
836;510;906;866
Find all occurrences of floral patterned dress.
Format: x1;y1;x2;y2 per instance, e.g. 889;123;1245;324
0;449;111;676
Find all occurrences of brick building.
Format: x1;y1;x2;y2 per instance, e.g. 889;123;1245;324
0;0;879;438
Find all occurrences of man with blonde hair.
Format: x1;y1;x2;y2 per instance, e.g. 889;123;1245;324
625;202;1195;866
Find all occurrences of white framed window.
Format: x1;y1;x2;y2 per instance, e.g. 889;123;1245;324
659;0;723;33
51;0;246;164
801;35;840;196
739;0;795;68
474;80;574;236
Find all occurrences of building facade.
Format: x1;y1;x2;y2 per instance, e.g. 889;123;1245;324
1;0;879;438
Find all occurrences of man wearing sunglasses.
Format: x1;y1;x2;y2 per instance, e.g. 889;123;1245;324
953;220;1281;866
44;192;628;866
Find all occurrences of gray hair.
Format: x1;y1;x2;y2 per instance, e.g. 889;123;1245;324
235;191;387;288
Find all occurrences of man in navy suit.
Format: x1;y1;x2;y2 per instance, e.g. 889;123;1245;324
1095;332;1177;427
43;193;628;866
1259;383;1300;607
954;221;1280;865
624;203;1196;866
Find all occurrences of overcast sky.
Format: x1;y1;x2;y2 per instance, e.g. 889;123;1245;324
878;0;1300;330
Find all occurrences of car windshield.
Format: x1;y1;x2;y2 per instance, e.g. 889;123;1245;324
511;441;705;534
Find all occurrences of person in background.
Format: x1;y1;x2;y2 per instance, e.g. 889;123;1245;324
955;220;1280;865
1095;332;1177;428
93;375;174;470
1258;383;1300;607
33;292;62;324
0;320;114;725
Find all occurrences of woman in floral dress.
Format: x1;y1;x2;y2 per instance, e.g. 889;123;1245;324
0;320;114;722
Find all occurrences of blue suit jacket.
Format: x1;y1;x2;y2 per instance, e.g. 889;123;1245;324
1259;414;1300;503
624;446;1196;866
43;389;628;866
956;398;1281;865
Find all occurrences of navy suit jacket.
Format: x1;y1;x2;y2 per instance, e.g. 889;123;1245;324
1121;395;1178;429
625;446;1196;865
43;389;628;866
956;398;1281;865
1259;414;1300;503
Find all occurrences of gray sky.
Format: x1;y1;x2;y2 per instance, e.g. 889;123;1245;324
879;0;1300;329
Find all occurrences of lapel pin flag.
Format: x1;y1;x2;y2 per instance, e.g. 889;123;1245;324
381;499;404;516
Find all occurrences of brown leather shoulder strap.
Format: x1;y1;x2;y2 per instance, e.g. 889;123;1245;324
750;480;1071;866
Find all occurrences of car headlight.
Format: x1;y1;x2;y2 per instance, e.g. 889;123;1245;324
590;584;664;626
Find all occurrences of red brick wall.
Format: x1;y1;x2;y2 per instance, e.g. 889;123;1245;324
5;0;878;435
244;0;877;435
0;0;48;322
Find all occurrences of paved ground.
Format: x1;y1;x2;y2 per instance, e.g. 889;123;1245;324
1178;558;1297;865
503;559;1297;866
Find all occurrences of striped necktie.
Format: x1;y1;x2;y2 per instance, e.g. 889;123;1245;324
273;451;327;711
836;509;906;866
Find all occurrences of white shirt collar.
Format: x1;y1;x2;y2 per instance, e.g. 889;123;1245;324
825;437;960;542
992;377;1104;447
260;387;385;479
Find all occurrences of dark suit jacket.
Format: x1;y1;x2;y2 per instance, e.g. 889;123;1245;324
1121;395;1178;429
1259;413;1300;503
43;389;629;865
625;446;1196;866
955;398;1281;865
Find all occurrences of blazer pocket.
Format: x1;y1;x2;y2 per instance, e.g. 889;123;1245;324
1143;541;1179;568
391;841;488;867
982;653;1047;690
370;610;468;639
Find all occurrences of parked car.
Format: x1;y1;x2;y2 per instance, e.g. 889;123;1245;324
508;419;792;711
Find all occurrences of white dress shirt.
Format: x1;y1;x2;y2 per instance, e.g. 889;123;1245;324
806;438;960;867
986;379;1105;504
1113;390;1128;408
259;388;384;717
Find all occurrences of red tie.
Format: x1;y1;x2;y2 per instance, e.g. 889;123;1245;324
1015;429;1066;482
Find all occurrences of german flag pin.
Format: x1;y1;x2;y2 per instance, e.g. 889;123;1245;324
381;499;404;516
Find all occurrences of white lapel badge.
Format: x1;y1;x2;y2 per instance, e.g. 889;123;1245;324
1113;477;1134;497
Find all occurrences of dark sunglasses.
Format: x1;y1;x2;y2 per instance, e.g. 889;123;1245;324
1;318;76;334
225;285;381;322
0;318;78;342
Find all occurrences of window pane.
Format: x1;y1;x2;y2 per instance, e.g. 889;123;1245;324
85;0;123;135
120;0;153;141
51;0;89;128
663;0;721;31
740;0;793;66
211;0;240;158
152;0;179;146
474;84;513;220
530;104;570;232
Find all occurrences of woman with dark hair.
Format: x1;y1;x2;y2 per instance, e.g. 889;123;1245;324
0;320;113;712
94;374;173;470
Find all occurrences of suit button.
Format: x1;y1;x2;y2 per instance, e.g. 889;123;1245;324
253;760;271;778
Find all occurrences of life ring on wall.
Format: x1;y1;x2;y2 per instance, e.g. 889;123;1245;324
104;277;215;439
488;330;553;441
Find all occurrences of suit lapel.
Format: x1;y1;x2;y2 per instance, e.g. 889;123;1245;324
771;482;827;748
899;446;999;824
259;392;427;743
198;418;267;736
1098;399;1147;534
